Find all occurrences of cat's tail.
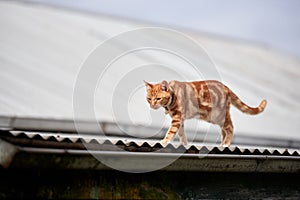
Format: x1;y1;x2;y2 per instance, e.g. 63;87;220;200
229;91;267;115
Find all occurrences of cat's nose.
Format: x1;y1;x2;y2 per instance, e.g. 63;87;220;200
150;104;159;109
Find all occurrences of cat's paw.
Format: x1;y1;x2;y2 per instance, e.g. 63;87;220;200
179;141;188;146
160;139;170;146
221;144;229;148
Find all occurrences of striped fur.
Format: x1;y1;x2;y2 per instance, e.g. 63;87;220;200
145;80;267;147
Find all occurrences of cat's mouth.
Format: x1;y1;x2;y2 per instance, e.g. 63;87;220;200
150;105;160;110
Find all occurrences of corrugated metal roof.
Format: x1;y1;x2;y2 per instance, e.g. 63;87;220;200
0;1;300;142
0;2;300;173
1;130;299;157
1;128;300;173
1;117;299;172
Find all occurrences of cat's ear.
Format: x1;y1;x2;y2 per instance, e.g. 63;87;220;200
144;80;153;90
161;80;169;91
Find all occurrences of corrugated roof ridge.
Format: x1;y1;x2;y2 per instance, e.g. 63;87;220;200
1;130;299;156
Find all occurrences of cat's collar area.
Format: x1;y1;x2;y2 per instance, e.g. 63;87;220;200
164;92;176;112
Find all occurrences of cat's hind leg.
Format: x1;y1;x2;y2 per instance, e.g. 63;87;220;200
178;124;188;145
220;114;234;147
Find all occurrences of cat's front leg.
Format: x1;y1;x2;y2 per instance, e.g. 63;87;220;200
160;116;182;145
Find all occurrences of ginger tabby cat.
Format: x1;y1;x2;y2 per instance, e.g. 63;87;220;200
144;80;267;147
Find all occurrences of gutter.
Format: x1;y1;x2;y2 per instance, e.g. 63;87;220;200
0;139;18;168
9;146;300;173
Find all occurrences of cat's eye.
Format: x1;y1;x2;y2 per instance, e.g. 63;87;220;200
147;98;151;101
156;98;161;100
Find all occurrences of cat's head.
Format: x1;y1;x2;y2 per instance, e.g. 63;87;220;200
144;80;172;109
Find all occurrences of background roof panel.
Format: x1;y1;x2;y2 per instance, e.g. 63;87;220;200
0;1;299;142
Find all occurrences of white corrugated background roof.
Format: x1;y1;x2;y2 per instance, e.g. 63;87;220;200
0;1;299;141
